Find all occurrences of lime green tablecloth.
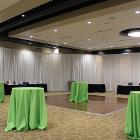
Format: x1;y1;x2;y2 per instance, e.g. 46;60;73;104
125;91;140;139
5;87;47;132
0;83;5;103
69;82;88;102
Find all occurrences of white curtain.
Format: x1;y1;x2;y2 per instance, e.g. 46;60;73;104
0;47;102;91
2;46;140;92
40;54;72;91
72;55;102;83
102;53;140;91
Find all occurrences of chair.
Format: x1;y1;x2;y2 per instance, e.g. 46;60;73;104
128;82;133;86
6;81;12;85
23;82;29;85
13;81;18;85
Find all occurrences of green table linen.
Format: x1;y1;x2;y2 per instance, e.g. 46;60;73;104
69;82;88;102
0;83;5;103
125;91;140;139
5;87;47;132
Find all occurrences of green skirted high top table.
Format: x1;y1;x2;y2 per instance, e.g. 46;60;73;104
69;81;88;102
0;83;5;103
5;87;47;132
125;91;140;139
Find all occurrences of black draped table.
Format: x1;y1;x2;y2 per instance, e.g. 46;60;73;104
117;85;140;95
88;84;106;93
4;83;47;95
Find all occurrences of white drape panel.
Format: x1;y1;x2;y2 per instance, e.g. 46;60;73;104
3;46;140;92
33;53;42;81
120;55;132;84
131;54;140;85
102;53;140;91
0;47;102;91
3;48;36;82
0;48;4;81
0;47;71;91
72;55;102;83
102;55;112;91
40;54;72;91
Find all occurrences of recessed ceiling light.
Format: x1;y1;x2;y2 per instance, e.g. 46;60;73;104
123;49;131;54
122;49;132;54
98;51;104;55
54;29;58;32
137;42;140;44
29;42;32;44
22;50;31;55
21;14;25;17
53;48;59;54
88;38;91;41
64;43;67;44
128;30;140;37
29;36;33;38
87;21;92;24
122;52;129;54
135;10;140;14
110;45;114;47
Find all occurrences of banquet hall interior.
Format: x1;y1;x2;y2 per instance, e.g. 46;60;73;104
0;0;140;140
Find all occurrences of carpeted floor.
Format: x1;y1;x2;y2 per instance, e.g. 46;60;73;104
0;92;129;140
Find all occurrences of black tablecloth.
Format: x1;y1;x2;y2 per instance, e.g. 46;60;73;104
88;84;106;93
117;85;140;95
4;83;47;95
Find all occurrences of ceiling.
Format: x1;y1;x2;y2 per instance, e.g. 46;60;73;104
0;0;20;12
0;0;51;23
8;0;140;51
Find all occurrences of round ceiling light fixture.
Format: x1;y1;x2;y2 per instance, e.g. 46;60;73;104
54;29;58;32
110;45;114;48
120;28;140;38
21;14;25;17
87;21;92;24
128;30;140;37
135;10;140;14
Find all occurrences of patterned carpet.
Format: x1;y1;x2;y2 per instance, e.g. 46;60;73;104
0;93;129;140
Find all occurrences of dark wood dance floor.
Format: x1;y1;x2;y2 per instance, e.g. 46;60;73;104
46;95;128;115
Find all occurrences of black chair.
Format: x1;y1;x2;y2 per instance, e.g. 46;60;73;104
128;82;133;86
23;82;29;85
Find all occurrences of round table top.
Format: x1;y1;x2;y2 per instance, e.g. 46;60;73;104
130;91;140;95
12;87;44;90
